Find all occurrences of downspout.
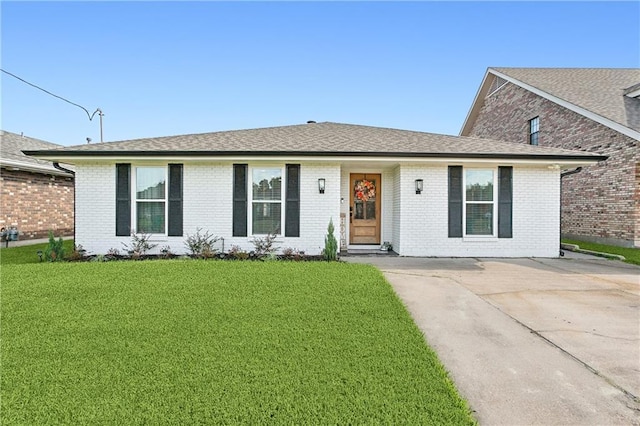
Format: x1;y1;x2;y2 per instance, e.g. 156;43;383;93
53;163;76;245
559;167;582;256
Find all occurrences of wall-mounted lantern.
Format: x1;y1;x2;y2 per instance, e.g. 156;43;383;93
318;178;326;194
415;179;423;194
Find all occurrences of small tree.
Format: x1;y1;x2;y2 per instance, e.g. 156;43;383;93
322;219;338;261
44;231;65;262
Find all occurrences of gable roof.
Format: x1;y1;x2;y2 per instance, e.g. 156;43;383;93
1;130;73;175
24;122;605;165
460;67;640;140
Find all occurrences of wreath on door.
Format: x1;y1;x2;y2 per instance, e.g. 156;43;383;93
354;179;376;202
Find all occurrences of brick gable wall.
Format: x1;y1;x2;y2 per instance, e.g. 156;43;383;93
0;168;74;240
468;82;639;247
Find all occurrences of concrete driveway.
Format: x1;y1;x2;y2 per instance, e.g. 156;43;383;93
345;255;640;425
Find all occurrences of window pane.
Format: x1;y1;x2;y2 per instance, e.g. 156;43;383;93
466;170;493;201
253;169;282;201
366;200;376;219
137;202;165;234
466;204;493;235
252;202;281;234
530;117;539;133
354;201;364;219
530;132;539;146
137;168;166;200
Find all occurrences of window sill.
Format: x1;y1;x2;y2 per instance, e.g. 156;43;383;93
462;236;499;242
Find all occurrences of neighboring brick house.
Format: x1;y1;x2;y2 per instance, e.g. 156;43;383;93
461;68;640;248
0;130;74;240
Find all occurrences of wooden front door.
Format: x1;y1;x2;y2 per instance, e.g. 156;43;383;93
349;173;381;244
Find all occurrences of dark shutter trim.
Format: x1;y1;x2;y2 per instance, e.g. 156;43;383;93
233;164;248;237
498;166;513;238
168;164;183;236
115;163;131;236
285;164;300;237
448;166;463;238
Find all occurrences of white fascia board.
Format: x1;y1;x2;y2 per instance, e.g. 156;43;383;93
0;159;73;176
489;69;640;142
31;154;602;169
459;68;494;136
625;88;640;98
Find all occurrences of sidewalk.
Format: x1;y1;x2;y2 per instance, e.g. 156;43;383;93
0;236;73;249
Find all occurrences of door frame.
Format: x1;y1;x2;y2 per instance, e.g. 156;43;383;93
349;173;382;245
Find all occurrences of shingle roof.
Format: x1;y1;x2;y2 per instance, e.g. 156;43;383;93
1;130;73;174
24;122;605;161
492;67;640;132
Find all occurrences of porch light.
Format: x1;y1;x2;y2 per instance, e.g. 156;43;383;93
415;179;423;194
318;178;326;194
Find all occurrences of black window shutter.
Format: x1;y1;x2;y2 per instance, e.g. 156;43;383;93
168;164;183;236
115;163;131;236
448;166;463;237
285;164;300;237
498;166;513;238
233;164;248;237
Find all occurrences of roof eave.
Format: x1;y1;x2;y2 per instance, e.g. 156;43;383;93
0;159;73;176
459;68;494;136
23;150;607;163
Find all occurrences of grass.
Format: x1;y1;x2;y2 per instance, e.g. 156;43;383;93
1;257;475;424
0;239;75;265
563;239;640;266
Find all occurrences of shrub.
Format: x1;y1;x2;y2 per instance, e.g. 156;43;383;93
250;233;278;258
184;228;220;257
122;232;157;258
65;244;87;261
227;245;249;260
44;231;65;262
322;219;338;261
106;248;121;260
281;247;304;261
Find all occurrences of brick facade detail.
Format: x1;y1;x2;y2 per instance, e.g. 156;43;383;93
0;168;74;240
467;82;640;247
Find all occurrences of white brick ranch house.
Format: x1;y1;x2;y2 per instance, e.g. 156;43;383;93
25;122;606;257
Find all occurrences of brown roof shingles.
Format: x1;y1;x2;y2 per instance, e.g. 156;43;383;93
492;68;640;132
24;122;605;160
1;130;71;173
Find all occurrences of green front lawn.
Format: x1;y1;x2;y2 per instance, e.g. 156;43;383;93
0;240;74;265
1;260;474;424
563;239;640;266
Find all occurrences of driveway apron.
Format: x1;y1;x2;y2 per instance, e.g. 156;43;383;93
344;256;640;425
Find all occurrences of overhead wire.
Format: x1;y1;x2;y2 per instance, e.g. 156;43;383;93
1;68;102;121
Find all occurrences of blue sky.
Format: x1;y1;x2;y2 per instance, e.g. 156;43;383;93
2;1;638;146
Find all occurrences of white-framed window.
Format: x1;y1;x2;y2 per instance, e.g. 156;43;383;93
463;169;497;236
249;166;283;235
134;166;167;234
529;116;539;145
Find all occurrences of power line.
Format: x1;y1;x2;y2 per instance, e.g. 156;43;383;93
1;68;102;120
1;68;104;142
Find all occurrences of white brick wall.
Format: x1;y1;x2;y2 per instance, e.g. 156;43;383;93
75;161;340;256
395;164;560;257
74;161;559;258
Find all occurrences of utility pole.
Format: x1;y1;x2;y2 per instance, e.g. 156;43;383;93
97;108;104;142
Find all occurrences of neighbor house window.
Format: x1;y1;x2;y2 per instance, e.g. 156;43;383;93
250;167;283;235
529;117;539;145
464;169;495;236
135;167;167;234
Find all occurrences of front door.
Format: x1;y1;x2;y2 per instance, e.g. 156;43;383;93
349;173;381;244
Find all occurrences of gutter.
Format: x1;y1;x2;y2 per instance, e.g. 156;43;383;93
23;150;610;162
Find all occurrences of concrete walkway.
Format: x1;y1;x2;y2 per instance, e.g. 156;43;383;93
0;236;73;249
345;255;640;425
